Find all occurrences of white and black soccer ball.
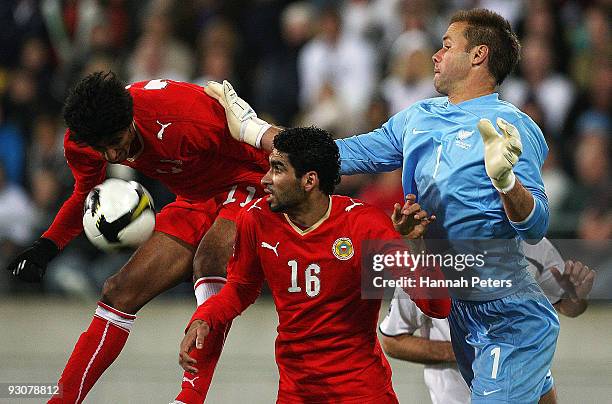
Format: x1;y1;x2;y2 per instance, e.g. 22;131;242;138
83;179;155;251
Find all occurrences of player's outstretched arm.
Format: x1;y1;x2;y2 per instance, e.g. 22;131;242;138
204;80;281;151
6;134;108;282
5;238;59;282
551;260;595;318
381;333;456;364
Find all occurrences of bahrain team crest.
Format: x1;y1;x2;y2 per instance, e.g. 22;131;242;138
332;238;354;261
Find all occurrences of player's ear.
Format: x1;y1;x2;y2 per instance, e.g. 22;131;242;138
302;171;318;192
471;44;488;66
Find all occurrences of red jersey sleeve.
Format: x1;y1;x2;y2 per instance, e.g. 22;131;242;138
356;206;451;319
42;131;107;249
188;207;265;331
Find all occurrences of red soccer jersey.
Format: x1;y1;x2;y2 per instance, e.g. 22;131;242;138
191;195;401;403
43;79;269;248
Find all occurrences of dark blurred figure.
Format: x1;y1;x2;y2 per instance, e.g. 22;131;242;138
562;60;610;174
568;4;609;91
381;31;435;114
27;114;70;230
0;105;26;185
254;2;314;125
1;68;40;137
19;36;56;103
298;4;376;132
502;36;575;137
127;3;194;82
0;160;35;261
193;17;240;87
515;0;571;73
0;1;48;68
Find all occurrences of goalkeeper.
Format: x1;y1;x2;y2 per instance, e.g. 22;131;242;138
206;8;558;404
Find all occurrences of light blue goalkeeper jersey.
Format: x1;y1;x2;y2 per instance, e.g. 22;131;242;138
337;93;549;300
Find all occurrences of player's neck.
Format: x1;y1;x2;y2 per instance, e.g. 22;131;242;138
286;193;331;229
448;76;495;104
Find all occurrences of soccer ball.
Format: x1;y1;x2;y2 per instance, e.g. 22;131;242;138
83;179;155;251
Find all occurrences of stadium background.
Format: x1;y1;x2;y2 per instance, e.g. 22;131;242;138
0;0;610;402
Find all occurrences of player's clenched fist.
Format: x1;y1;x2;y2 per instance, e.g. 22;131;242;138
6;237;59;282
179;320;211;374
478;117;522;193
205;80;271;148
551;260;596;302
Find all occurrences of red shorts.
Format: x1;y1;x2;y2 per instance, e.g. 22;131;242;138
155;183;266;248
276;384;398;404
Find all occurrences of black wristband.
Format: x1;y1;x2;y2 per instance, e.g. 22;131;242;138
34;237;60;262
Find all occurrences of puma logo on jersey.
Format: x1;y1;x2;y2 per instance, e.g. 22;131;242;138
345;199;364;212
182;376;199;387
247;198;263;211
261;241;279;257
156;120;172;139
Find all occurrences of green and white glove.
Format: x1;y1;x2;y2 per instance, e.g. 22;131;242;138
477;117;523;193
205;80;271;148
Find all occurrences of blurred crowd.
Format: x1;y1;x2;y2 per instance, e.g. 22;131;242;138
0;0;609;295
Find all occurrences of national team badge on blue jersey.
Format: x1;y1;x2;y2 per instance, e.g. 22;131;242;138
332;238;354;260
455;129;474;149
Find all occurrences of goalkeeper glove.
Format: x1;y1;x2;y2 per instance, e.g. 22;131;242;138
6;237;59;282
477;117;522;193
205;80;271;148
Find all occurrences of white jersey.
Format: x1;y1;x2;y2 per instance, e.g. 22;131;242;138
380;238;566;403
522;238;566;304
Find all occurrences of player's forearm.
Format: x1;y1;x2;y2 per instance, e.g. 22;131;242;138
554;298;588;318
190;281;260;331
260;126;283;152
42;191;90;249
380;334;456;364
500;179;534;222
501;180;548;240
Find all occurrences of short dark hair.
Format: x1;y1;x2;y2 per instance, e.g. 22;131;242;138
450;8;521;85
63;71;133;146
273;126;341;195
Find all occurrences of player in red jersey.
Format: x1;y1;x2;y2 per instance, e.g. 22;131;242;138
179;127;450;403
5;72;270;403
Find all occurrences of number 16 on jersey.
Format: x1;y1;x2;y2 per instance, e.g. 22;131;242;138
288;260;321;297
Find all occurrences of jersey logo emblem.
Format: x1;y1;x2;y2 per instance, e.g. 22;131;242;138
156;120;172;139
455;130;474;150
261;241;279;257
345;199;364;212
248;198;263;211
332;238;354;261
182;376;199;387
483;388;501;396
